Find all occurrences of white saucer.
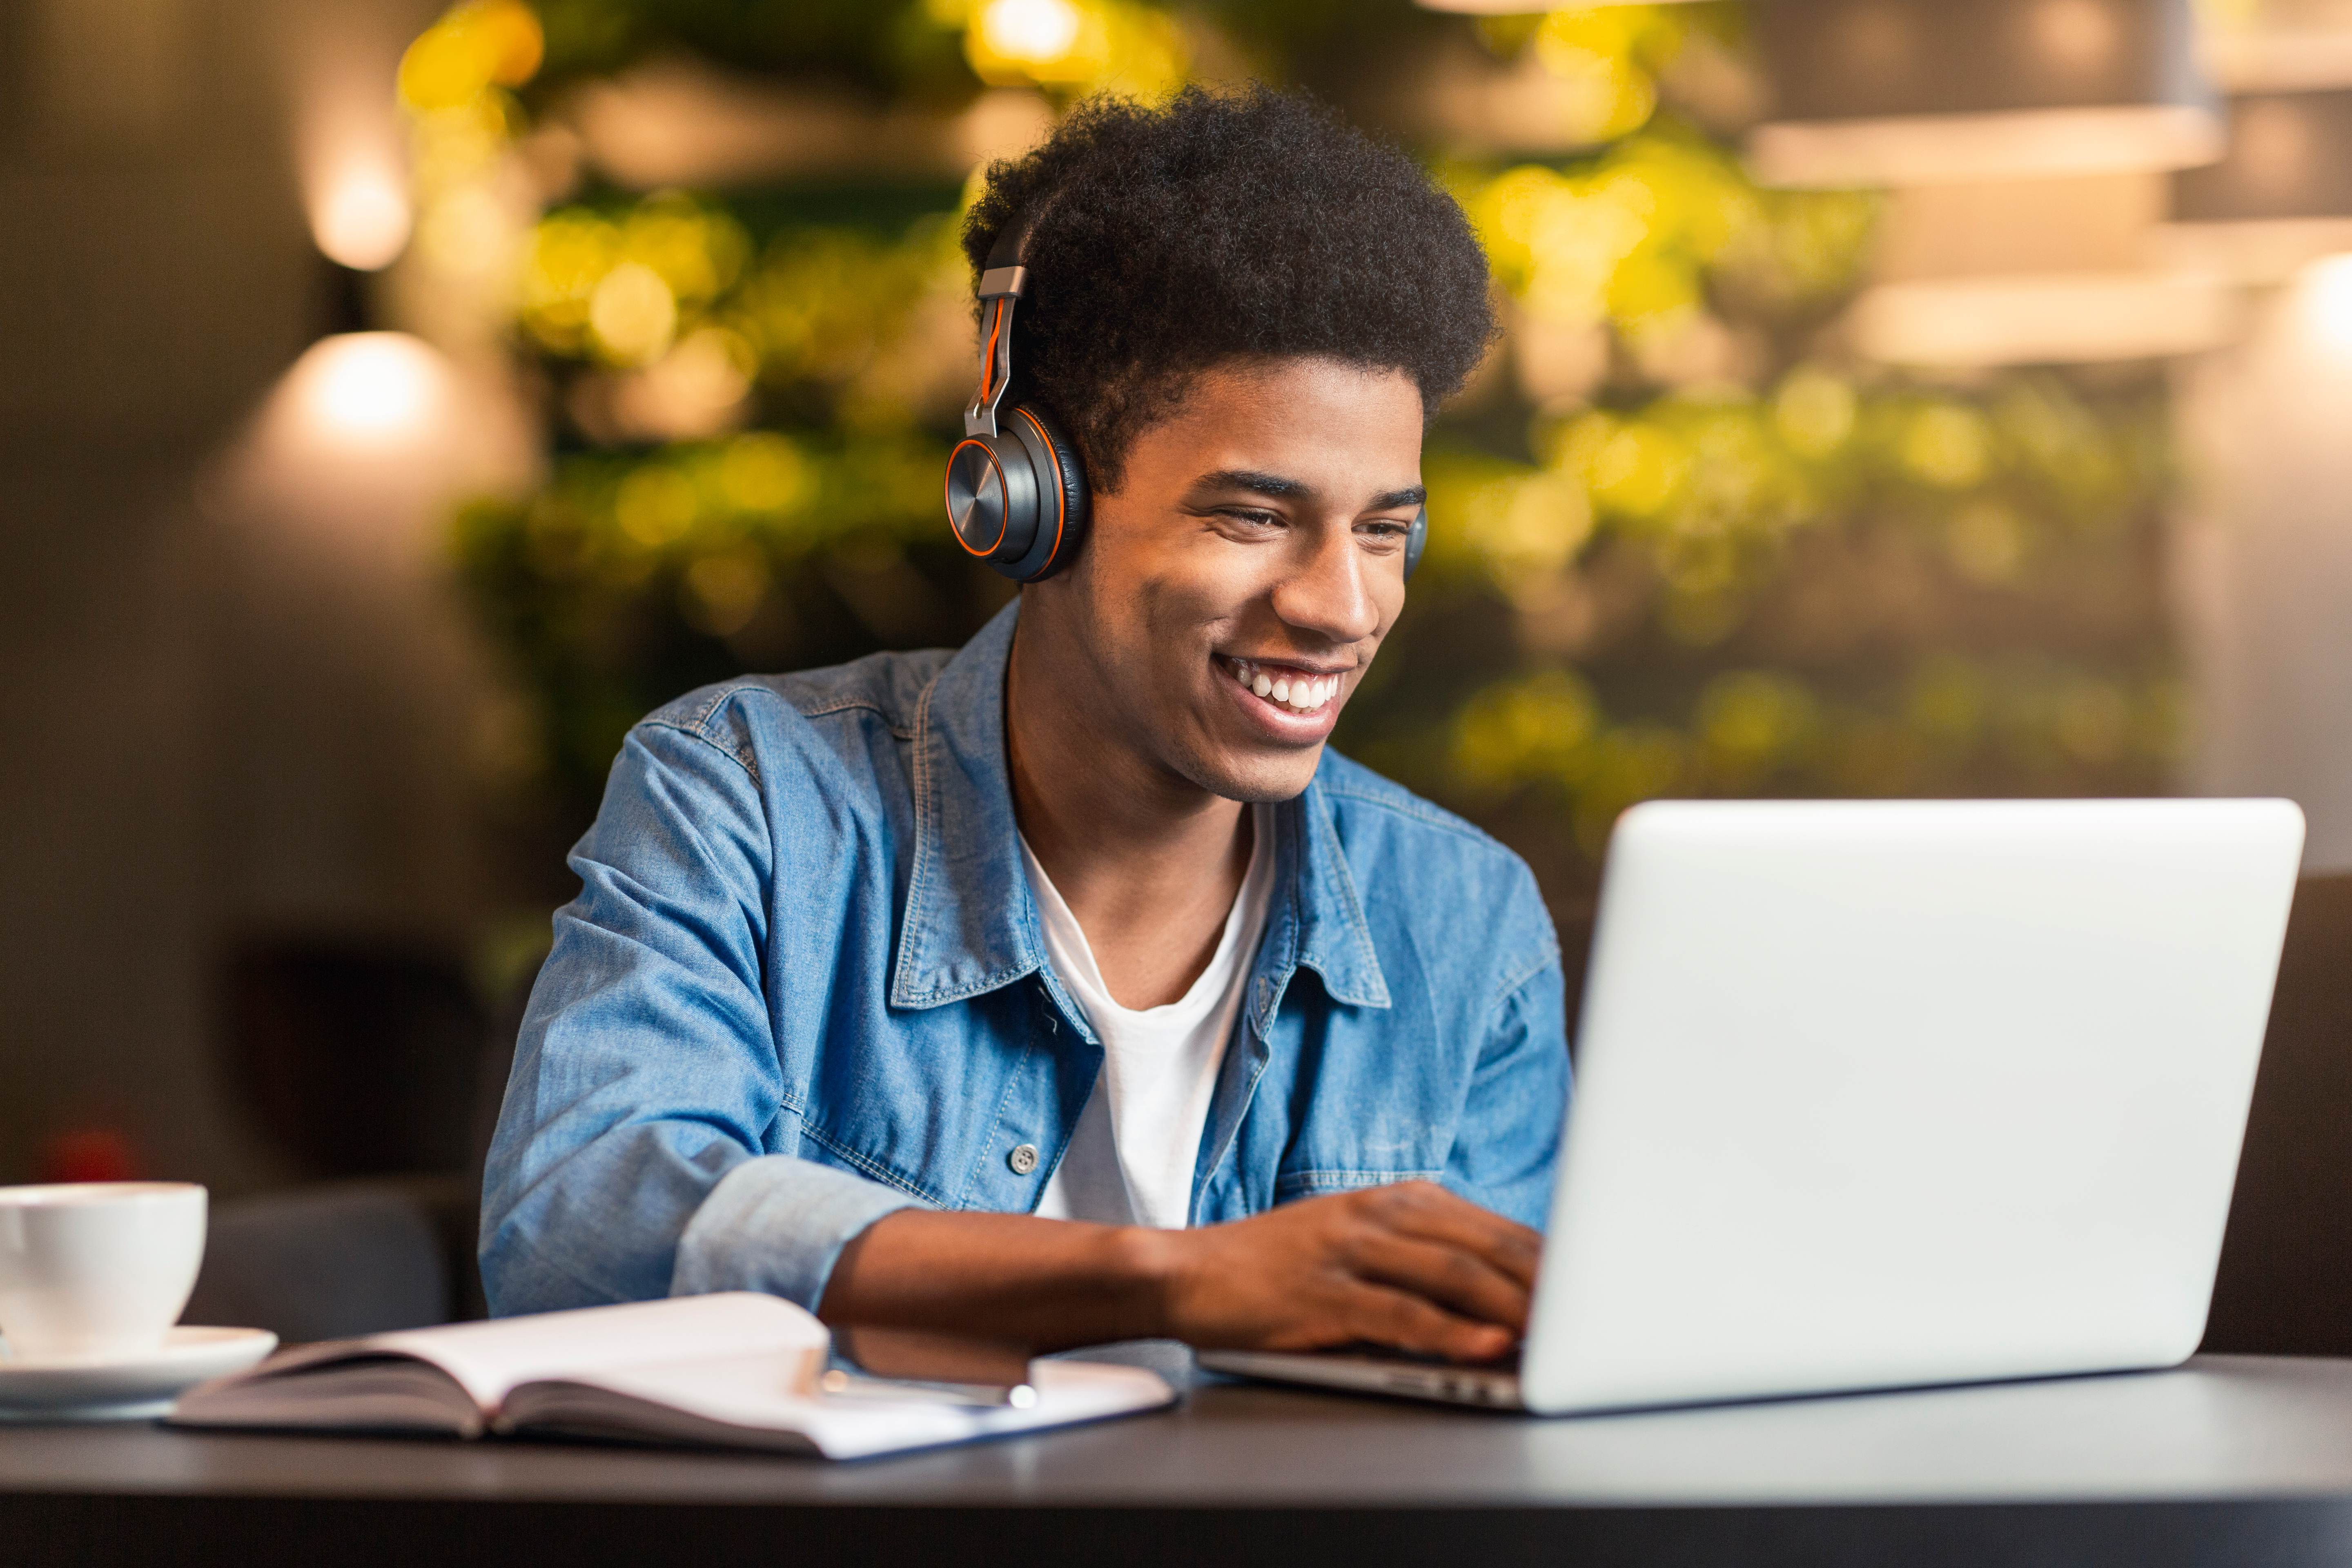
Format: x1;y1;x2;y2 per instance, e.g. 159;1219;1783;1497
0;1326;278;1421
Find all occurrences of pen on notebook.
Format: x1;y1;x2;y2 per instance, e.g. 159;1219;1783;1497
818;1369;1038;1409
819;1326;1038;1408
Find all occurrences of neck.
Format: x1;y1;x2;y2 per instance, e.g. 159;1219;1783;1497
1004;612;1252;1009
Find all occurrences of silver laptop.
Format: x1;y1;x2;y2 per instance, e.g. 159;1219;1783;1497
1202;798;2305;1415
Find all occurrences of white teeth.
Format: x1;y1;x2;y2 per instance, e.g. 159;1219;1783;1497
1229;659;1343;714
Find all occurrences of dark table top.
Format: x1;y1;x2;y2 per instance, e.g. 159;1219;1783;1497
15;1353;2352;1567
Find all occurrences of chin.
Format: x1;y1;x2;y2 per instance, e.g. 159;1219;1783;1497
1188;746;1325;805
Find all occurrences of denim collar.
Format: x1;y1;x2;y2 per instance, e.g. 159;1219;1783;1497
888;599;1391;1020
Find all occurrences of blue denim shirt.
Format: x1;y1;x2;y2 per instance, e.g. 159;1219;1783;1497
480;601;1570;1317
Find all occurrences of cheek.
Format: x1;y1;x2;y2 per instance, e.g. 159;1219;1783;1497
1123;578;1226;692
1088;537;1242;659
1066;559;1211;705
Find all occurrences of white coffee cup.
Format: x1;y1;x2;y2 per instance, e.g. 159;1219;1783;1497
0;1183;207;1363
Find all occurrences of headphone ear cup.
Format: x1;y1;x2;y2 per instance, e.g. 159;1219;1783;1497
998;402;1089;582
1403;504;1428;581
946;432;1040;572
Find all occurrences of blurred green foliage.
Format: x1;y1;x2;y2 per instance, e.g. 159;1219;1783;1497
1395;367;2179;866
430;0;2183;895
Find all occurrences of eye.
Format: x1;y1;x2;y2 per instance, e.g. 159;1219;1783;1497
1358;517;1412;541
1215;507;1281;528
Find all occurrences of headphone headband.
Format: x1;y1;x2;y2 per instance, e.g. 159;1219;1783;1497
965;221;1035;441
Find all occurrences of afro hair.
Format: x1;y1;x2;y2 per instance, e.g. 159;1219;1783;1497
960;84;1496;494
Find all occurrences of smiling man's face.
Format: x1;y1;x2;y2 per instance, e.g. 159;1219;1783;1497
1021;355;1426;804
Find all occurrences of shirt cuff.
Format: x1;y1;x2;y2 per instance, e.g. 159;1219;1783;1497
668;1155;921;1310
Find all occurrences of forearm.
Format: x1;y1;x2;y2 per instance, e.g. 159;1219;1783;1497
815;1209;1176;1351
815;1183;1540;1362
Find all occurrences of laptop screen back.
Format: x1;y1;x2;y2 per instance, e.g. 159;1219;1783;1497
1523;798;2304;1416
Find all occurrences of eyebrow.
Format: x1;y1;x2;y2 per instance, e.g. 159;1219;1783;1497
1195;469;1427;511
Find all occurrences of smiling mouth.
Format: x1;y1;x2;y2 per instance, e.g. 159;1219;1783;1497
1222;657;1344;716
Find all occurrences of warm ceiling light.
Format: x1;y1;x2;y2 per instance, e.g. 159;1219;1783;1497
1849;272;2238;365
1746;0;2223;187
2201;18;2352;95
1848;172;2240;364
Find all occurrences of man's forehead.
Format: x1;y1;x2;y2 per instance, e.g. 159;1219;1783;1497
1122;357;1424;497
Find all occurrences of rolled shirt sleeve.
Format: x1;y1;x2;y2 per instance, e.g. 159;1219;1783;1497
1443;958;1570;1231
1442;866;1570;1231
670;1155;915;1302
478;718;915;1316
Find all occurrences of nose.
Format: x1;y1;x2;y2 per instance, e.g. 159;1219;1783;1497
1269;519;1386;646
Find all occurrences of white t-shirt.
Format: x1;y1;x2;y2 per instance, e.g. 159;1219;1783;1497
1023;804;1276;1230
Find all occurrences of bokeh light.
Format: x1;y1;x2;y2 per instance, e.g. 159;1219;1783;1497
397;0;543;113
588;263;679;365
287;332;449;445
313;164;414;271
978;0;1084;62
2297;253;2352;356
949;0;1188;94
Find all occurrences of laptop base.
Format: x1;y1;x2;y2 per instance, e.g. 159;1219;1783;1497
1198;1347;1523;1410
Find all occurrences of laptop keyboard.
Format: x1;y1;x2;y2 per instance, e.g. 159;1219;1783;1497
1327;1342;1524;1374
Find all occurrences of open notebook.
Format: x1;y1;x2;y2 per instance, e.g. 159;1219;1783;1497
169;1293;1175;1461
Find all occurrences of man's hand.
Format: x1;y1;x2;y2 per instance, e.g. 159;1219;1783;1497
1147;1182;1539;1363
820;1183;1541;1364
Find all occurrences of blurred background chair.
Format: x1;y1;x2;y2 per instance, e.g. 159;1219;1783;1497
2203;874;2352;1356
184;939;529;1340
183;1181;458;1343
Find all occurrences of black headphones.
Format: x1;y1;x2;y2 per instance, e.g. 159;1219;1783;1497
943;219;1428;584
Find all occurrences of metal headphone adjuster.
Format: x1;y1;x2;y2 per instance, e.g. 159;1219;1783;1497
964;258;1029;439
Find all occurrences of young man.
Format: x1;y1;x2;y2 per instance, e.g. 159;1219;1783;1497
481;87;1570;1364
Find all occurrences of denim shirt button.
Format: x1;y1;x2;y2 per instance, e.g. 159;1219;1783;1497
1007;1143;1040;1176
